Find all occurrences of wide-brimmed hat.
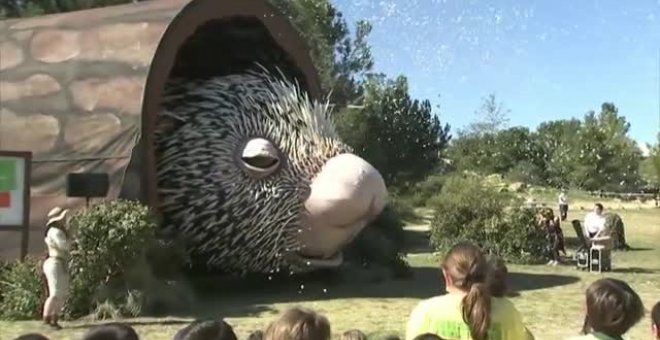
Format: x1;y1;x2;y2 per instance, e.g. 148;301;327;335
46;206;69;227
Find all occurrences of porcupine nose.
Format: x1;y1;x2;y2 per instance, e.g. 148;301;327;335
298;153;388;259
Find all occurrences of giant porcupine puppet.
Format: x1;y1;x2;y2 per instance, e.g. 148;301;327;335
155;66;388;275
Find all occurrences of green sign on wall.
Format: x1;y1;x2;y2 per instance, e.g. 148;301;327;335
0;159;17;192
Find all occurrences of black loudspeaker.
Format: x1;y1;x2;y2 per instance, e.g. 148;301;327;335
66;173;110;198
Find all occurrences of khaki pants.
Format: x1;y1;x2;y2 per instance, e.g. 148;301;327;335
42;257;69;317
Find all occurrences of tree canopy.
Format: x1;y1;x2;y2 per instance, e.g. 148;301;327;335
335;75;451;187
448;102;645;191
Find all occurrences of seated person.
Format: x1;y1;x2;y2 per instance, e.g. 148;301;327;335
264;307;331;340
653;301;660;339
405;243;531;340
82;323;140;340
174;319;237;340
567;278;644;340
583;203;607;240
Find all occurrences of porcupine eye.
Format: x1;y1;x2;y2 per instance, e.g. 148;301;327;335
239;138;281;178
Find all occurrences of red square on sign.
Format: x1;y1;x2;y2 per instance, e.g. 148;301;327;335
0;192;10;208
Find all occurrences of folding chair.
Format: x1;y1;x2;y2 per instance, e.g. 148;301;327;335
571;220;590;251
571;220;590;270
590;236;613;273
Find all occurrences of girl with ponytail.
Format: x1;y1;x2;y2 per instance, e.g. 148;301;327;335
405;243;532;340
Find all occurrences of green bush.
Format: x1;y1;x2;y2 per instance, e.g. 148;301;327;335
411;174;447;207
429;174;546;263
65;199;190;319
345;205;411;278
387;193;419;222
392;174;447;208
0;257;46;320
0;258;9;300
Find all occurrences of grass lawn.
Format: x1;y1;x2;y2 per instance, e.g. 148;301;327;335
2;206;659;340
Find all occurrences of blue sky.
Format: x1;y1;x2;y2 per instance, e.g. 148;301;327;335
333;0;660;145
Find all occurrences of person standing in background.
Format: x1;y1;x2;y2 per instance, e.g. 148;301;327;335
558;189;569;221
41;207;70;330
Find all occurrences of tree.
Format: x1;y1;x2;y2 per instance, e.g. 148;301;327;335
571;103;643;190
449;102;643;191
463;93;510;136
640;134;660;186
534;118;583;187
447;126;545;183
270;0;374;107
336;75;451;187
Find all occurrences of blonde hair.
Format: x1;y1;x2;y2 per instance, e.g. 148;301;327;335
264;307;331;340
442;243;491;340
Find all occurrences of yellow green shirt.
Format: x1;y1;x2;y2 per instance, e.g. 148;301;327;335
405;293;533;340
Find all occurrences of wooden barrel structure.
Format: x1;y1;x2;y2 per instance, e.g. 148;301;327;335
0;0;322;259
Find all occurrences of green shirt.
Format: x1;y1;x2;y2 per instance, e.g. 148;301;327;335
405;293;533;340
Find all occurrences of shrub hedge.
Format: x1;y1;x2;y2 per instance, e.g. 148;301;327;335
65;199;193;319
429;174;546;263
345;204;411;278
0;256;46;320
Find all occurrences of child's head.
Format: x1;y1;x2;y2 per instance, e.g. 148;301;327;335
13;334;50;340
412;334;444;340
581;278;644;337
82;323;140;340
441;242;491;340
486;255;508;298
264;307;331;340
247;330;264;340
339;330;367;340
174;319;237;340
652;300;660;339
540;207;555;221
381;335;401;340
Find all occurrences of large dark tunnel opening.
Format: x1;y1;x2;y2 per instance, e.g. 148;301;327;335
168;17;311;85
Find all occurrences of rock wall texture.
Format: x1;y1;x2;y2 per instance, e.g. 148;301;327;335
0;1;176;259
0;0;322;259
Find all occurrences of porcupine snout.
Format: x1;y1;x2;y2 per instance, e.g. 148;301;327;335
297;153;387;262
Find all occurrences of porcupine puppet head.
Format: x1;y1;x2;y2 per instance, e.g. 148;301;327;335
156;65;388;274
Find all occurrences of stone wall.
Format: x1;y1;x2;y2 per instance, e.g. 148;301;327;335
0;1;185;259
